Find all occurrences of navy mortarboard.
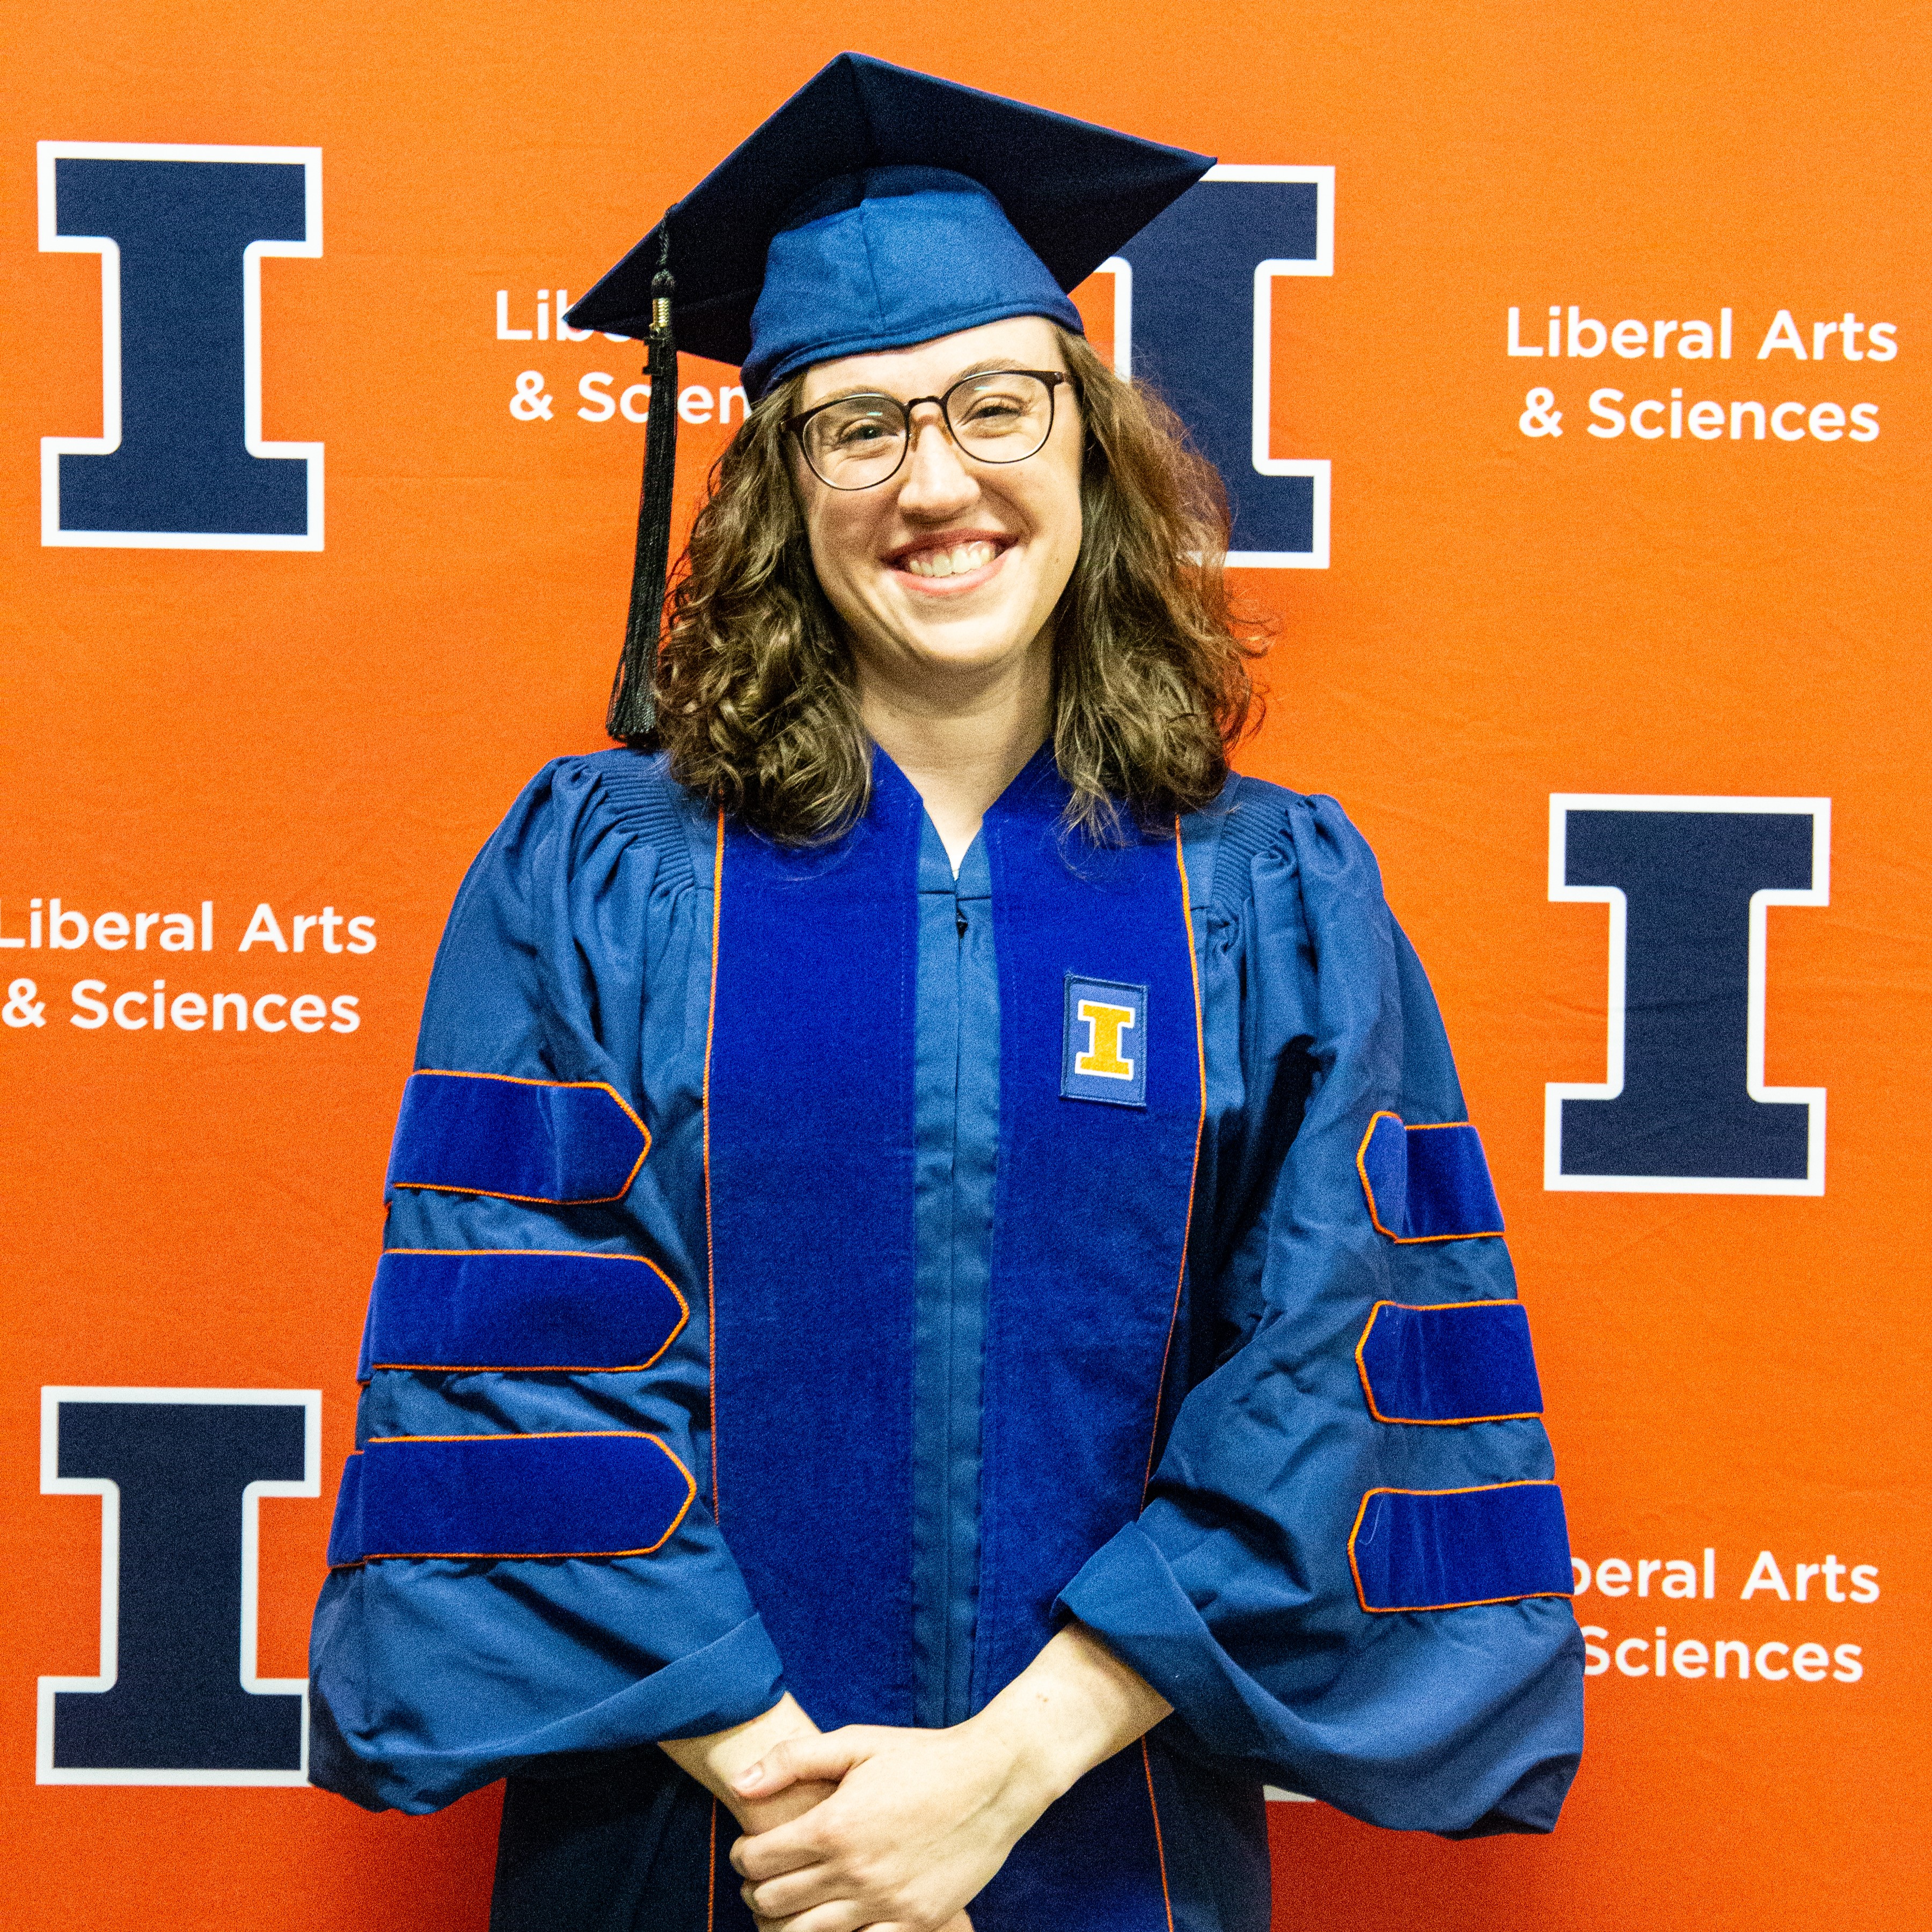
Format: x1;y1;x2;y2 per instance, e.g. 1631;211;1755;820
564;52;1214;738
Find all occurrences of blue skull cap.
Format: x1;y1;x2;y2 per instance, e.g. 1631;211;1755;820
745;167;1083;396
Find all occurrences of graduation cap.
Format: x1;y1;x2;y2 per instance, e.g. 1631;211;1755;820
566;53;1213;741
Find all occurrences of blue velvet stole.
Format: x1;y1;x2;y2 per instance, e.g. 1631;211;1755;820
969;756;1202;1927
706;750;1200;1932
706;752;924;1735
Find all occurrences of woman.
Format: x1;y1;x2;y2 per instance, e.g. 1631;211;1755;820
310;54;1583;1932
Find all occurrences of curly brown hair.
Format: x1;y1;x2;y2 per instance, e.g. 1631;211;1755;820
642;327;1262;841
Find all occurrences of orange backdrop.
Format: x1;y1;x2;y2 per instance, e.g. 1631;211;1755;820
2;4;1926;1927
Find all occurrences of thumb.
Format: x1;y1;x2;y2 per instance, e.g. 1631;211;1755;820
730;1729;869;1799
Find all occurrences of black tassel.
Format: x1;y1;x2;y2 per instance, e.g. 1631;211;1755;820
608;223;678;743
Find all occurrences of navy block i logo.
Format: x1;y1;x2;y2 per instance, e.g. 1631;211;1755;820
1105;166;1333;567
1063;975;1148;1108
1546;795;1830;1195
38;1387;320;1784
39;142;323;550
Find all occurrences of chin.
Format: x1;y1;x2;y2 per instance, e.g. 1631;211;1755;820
901;631;1028;674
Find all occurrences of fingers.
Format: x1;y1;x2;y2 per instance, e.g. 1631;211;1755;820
741;1858;963;1930
752;1907;945;1932
733;1776;839;1843
732;1723;992;1931
737;1825;876;1918
731;1797;852;1885
734;1729;873;1802
741;1863;830;1920
743;1898;874;1932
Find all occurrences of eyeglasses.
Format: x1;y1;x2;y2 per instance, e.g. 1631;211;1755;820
787;369;1069;490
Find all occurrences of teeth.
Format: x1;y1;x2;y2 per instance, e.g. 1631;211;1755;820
904;541;996;579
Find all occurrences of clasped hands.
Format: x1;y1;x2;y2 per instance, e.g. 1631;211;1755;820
661;1623;1171;1932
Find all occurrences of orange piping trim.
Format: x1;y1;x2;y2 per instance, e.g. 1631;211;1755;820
367;1428;672;1443
1142;818;1207;1499
699;823;726;1932
1355;1110;1505;1245
1352;1298;1542;1427
386;1245;676;1269
703;808;724;1518
1346;1480;1573;1614
338;1545;680;1568
706;1799;717;1932
368;1247;690;1374
391;1070;652;1204
370;1361;682;1375
1130;848;1191;1932
385;1184;645;1208
339;1431;698;1565
1141;1738;1177;1932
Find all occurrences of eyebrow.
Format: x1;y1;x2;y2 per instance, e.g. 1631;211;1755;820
804;358;1064;407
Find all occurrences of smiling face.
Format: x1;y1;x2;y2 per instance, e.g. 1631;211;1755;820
791;315;1085;708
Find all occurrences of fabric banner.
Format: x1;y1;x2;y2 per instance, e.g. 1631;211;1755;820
2;5;1922;1927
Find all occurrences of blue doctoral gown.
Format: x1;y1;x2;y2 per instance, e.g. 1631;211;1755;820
309;749;1583;1932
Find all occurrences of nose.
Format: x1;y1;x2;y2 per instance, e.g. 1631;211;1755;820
893;401;978;518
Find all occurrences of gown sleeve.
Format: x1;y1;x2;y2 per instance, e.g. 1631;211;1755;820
1058;784;1585;1838
308;756;786;1814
